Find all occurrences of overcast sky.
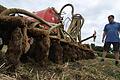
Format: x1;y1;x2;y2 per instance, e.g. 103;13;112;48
1;0;120;46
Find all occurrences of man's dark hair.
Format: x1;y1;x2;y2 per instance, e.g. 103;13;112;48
108;15;114;19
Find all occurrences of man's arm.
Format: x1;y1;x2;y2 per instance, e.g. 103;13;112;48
118;23;120;33
102;24;107;43
102;31;106;43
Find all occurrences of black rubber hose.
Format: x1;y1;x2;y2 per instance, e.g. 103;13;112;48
59;4;74;17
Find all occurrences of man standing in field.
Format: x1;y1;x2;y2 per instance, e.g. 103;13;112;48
102;15;120;65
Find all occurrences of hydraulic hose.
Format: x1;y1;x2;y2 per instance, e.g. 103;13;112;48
59;4;74;17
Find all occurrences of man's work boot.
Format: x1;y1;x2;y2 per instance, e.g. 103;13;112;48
115;61;119;66
101;59;104;62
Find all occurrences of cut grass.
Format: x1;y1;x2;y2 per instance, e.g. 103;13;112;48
0;56;120;80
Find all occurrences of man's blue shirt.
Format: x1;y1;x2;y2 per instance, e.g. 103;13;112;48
104;22;120;42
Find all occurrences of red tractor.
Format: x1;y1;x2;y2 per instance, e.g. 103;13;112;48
29;4;96;42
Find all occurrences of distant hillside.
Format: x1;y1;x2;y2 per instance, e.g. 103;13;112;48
0;4;7;13
0;4;7;10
